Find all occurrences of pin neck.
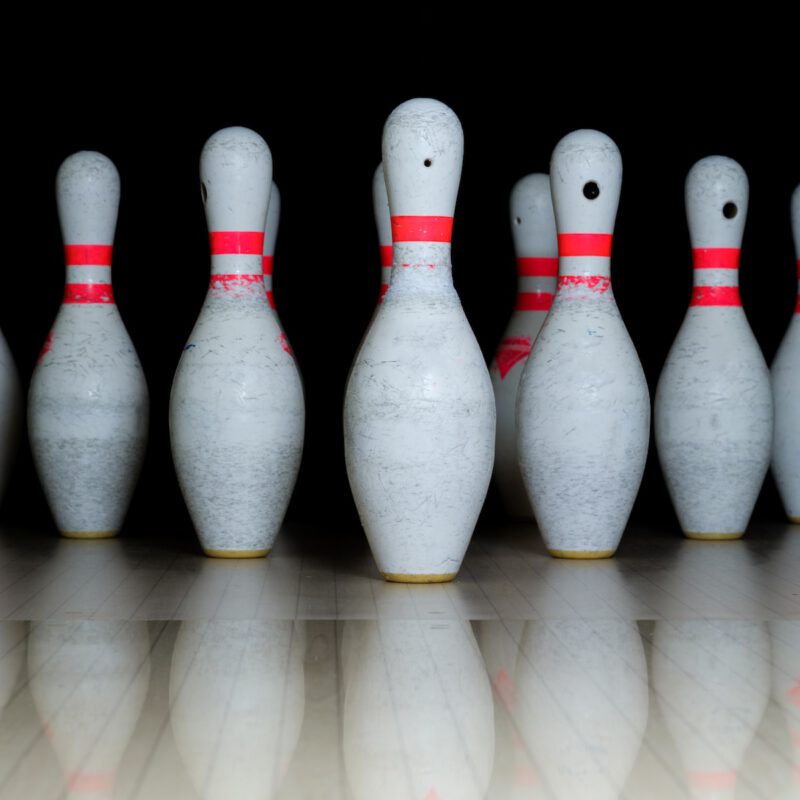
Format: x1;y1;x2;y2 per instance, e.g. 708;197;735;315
209;230;264;277
556;233;613;285
391;215;453;244
515;257;557;311
63;242;114;303
689;248;742;307
389;242;454;294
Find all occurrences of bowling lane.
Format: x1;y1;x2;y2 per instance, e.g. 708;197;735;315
0;616;796;799
1;523;800;621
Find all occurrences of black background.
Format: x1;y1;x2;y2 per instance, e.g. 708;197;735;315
1;74;796;549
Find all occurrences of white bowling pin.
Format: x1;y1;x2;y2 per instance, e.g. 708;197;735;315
373;162;392;303
0;329;21;505
652;621;770;799
772;185;800;523
170;127;305;558
490;174;557;519
517;130;650;558
28;152;149;538
343;620;495;800
27;621;151;799
514;620;649;800
655;156;773;539
169;621;306;799
343;98;495;583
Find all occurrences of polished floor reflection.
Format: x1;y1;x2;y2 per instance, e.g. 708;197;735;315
0;619;797;798
0;524;798;798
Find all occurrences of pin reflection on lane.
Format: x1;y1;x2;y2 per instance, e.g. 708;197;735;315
28;621;151;799
342;619;494;800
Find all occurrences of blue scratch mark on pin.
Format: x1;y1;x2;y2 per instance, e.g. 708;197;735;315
183;343;196;351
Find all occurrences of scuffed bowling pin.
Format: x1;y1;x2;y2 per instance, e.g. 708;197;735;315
343;99;495;582
373;162;392;303
652;620;770;799
490;174;557;519
517;130;650;558
772;185;800;523
28;152;149;538
170;127;305;558
655;156;773;539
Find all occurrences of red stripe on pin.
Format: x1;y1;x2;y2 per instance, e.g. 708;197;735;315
262;255;274;276
378;283;389;303
692;248;740;269
63;284;115;304
558;233;613;257
64;244;113;266
516;292;554;311
209;274;264;290
209;231;264;255
391;216;453;242
690;285;742;306
494;336;532;379
380;245;392;267
267;289;275;309
558;275;611;293
517;257;558;277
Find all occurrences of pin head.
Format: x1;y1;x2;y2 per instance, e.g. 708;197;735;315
685;156;748;249
510;173;557;257
372;163;391;248
263;182;280;257
382;98;463;217
200;127;272;233
56;151;120;245
792;184;799;257
549;129;622;235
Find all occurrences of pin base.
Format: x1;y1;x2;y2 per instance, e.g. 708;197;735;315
547;548;615;560
789;516;800;525
381;572;457;584
62;530;118;540
684;531;744;541
203;548;271;559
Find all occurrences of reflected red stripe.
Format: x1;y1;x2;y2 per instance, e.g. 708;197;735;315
517;257;558;277
63;284;114;304
380;245;392;266
690;285;742;306
516;292;554;311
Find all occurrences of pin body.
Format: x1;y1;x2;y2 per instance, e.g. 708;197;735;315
490;174;557;519
344;99;495;582
517;130;650;558
771;185;800;523
170;127;304;558
28;152;148;538
655;156;773;539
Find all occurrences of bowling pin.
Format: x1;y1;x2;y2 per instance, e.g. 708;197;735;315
652;620;770;799
170;127;305;558
514;620;649;800
373;162;392;303
263;180;281;322
772;185;800;523
490;174;557;519
27;621;151;799
655;156;773;539
343;620;495;800
0;329;21;505
343;98;495;583
28;151;149;538
169;621;306;799
517;129;650;558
